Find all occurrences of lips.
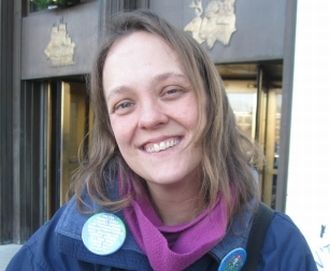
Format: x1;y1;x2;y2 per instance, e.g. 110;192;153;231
143;137;180;153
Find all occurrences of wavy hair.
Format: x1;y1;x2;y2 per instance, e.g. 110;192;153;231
73;9;261;217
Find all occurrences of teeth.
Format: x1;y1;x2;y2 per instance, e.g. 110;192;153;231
145;138;179;153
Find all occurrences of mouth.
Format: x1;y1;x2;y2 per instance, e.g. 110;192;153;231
143;137;181;153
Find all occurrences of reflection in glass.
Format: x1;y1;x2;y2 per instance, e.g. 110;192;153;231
225;81;257;140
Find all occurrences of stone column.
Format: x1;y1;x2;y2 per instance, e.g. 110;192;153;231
0;0;14;244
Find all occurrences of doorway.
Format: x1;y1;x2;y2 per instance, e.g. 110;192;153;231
218;63;282;208
59;81;91;204
44;77;91;217
19;77;91;239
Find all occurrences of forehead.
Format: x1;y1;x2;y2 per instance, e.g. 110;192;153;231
105;31;179;65
102;31;187;89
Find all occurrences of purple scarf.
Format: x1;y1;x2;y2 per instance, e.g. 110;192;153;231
123;189;229;271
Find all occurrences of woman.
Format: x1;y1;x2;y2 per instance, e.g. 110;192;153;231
7;10;316;271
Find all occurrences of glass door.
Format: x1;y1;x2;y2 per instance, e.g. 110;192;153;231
262;87;282;207
224;80;257;140
60;81;90;205
220;64;282;208
42;78;90;217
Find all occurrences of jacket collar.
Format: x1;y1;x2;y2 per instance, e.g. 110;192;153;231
55;196;152;270
55;195;256;269
210;200;256;261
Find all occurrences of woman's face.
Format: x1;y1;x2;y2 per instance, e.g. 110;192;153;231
103;31;205;190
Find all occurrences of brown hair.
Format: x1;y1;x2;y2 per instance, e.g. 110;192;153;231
73;9;261;217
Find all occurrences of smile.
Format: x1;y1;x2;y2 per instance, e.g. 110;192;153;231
144;137;180;153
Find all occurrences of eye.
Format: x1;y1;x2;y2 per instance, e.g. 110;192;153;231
166;88;180;95
161;87;185;100
112;100;135;115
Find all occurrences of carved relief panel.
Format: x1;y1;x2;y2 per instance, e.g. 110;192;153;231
184;0;236;48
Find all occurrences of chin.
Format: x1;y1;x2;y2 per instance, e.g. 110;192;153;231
143;171;196;187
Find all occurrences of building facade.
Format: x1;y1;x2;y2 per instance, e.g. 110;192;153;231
0;0;296;244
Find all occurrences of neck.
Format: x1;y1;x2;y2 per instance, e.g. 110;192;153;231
146;179;205;226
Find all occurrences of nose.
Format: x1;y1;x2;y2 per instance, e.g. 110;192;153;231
138;101;168;129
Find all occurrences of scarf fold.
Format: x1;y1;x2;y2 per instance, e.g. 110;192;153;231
123;185;229;271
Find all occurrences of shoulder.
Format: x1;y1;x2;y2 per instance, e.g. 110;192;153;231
7;197;107;270
258;211;317;271
7;196;150;271
6;204;67;271
266;212;312;250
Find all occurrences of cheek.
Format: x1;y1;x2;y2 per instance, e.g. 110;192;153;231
110;117;133;149
178;97;200;129
110;117;124;142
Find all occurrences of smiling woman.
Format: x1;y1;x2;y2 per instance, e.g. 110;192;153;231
6;9;317;271
103;32;203;205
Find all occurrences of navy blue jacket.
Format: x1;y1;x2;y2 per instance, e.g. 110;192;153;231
6;197;317;271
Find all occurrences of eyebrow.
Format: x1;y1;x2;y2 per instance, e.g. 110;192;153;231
106;86;131;101
153;72;188;82
105;72;189;101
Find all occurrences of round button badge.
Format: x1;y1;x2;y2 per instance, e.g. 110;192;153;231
82;212;126;256
218;247;247;271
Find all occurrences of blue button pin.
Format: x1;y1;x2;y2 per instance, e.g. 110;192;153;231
82;212;126;256
218;247;247;271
